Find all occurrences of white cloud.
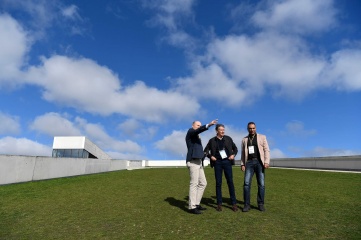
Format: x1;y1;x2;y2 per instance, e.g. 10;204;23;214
60;4;87;35
0;136;51;156
327;48;361;90
170;0;359;105
154;130;186;159
252;0;337;34
143;0;195;30
206;32;327;99
0;112;21;135
26;55;122;114
0;14;29;86
30;112;82;136
118;119;141;137
142;0;197;48
284;120;317;137
120;81;199;122
0;14;200;123
0;0;58;40
0;0;87;38
117;119;158;140
176;63;248;106
270;148;287;159
61;5;80;20
176;26;361;105
305;147;361;157
25;55;200;122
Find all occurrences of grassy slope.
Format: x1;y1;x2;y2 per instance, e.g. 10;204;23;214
0;168;360;239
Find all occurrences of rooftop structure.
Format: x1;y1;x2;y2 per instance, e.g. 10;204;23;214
52;136;111;160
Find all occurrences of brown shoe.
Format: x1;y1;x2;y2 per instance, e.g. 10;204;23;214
216;205;222;211
232;204;238;212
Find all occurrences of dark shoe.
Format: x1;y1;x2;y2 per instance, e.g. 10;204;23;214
242;205;251;212
190;208;202;214
232;204;238;212
258;205;265;212
216;205;222;211
196;205;207;211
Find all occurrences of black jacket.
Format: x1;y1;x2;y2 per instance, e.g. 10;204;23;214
204;135;238;168
185;125;209;162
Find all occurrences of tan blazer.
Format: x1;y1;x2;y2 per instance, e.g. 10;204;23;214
241;133;270;166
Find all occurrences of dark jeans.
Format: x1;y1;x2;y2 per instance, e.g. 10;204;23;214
214;159;236;205
243;158;265;206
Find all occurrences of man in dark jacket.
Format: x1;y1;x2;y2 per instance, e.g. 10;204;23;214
186;119;218;214
204;124;238;212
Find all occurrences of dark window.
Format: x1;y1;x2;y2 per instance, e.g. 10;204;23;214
52;149;97;159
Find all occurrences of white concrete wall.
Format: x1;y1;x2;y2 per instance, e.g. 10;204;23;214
271;155;361;171
145;160;210;167
0;155;141;185
1;155;360;185
0;156;36;184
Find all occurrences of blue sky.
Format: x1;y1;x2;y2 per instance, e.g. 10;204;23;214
0;0;360;160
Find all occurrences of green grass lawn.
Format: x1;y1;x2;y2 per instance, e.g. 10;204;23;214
1;167;360;239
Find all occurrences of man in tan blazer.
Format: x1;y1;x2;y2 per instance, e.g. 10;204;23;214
241;122;270;212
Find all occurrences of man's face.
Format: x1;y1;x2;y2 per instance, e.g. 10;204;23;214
216;126;225;137
248;124;256;135
192;121;201;130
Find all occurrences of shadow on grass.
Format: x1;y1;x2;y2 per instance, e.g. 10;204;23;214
164;197;189;212
200;196;245;210
164;195;247;212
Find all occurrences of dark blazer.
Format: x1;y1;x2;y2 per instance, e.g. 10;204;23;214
204;135;238;167
185;125;209;162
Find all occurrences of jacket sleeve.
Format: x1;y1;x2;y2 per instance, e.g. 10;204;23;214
241;138;246;166
204;140;211;159
231;138;238;156
204;139;215;168
262;135;270;164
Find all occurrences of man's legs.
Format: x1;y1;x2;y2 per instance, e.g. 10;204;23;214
243;160;255;211
214;160;223;205
255;160;265;208
187;159;207;210
223;160;236;205
197;164;207;205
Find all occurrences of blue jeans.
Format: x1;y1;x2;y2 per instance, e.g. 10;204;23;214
214;159;236;205
243;159;265;206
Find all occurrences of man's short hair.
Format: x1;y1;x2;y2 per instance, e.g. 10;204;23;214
247;122;256;128
215;123;225;131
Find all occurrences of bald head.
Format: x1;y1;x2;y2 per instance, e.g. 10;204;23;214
192;121;201;130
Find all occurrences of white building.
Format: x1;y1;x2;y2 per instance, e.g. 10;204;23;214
52;136;111;160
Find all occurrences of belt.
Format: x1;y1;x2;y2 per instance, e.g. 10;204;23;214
248;157;259;161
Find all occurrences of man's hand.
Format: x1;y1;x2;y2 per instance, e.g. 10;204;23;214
229;155;235;160
241;165;245;172
209;119;218;126
264;163;270;169
211;156;217;161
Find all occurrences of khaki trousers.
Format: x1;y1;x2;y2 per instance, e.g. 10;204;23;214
187;159;207;209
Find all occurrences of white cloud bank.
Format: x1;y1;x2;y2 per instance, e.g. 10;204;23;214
0;137;51;156
0;13;201;123
174;0;361;105
0;112;21;135
305;147;361;157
